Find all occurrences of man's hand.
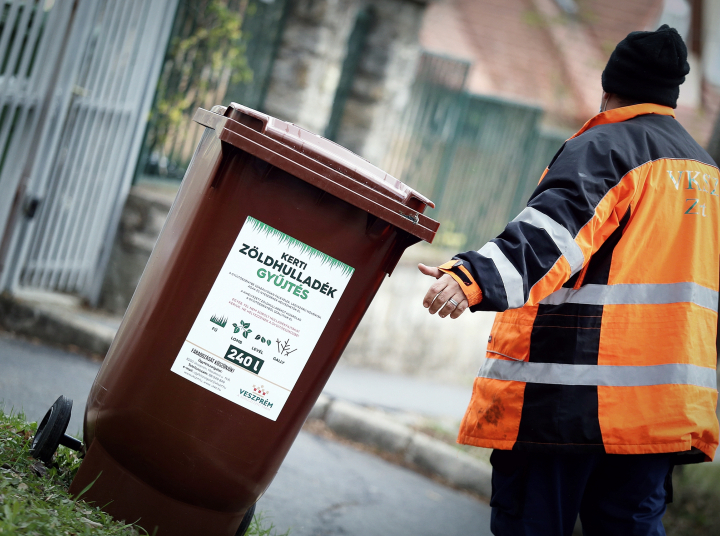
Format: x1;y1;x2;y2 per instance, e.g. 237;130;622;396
418;263;469;319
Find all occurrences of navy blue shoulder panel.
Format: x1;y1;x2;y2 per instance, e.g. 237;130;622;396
527;114;718;237
610;114;717;168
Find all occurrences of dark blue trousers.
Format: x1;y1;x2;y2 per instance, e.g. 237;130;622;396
489;450;674;536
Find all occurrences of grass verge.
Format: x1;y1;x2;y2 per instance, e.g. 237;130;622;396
0;409;287;535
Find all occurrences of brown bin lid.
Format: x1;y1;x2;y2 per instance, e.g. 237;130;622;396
193;103;439;243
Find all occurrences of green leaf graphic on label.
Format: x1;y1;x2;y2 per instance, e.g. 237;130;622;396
243;329;252;338
266;339;271;346
255;334;261;340
232;323;240;333
261;337;266;343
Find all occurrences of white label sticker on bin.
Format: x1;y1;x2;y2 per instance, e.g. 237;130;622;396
170;216;354;421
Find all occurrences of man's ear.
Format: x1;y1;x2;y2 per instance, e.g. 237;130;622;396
600;91;612;112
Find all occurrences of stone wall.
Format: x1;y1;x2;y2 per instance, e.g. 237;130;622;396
333;0;427;165
98;183;179;315
262;0;358;134
262;0;428;166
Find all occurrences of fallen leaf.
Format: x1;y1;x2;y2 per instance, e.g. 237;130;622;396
17;483;28;491
80;517;102;528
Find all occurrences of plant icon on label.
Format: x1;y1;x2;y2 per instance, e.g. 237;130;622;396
277;338;297;357
232;320;252;338
210;315;227;328
255;334;272;346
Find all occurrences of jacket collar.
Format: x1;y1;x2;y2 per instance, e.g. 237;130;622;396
569;103;675;140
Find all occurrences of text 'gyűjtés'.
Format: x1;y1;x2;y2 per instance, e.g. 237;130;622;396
239;244;338;299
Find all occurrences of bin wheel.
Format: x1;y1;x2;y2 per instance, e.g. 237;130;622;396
30;396;83;464
235;503;256;536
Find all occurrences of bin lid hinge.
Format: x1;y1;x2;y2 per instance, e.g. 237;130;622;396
399;212;419;224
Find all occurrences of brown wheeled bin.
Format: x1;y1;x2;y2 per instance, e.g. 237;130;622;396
32;103;439;536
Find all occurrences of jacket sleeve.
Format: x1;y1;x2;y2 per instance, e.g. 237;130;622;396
453;130;640;312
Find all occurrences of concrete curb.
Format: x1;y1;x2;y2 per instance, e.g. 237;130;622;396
405;432;492;498
0;294;116;356
312;394;492;499
0;294;492;499
325;399;414;455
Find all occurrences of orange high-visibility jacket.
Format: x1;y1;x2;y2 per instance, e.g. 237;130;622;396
441;104;719;460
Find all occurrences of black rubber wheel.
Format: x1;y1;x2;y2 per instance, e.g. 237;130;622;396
235;503;256;536
30;396;77;464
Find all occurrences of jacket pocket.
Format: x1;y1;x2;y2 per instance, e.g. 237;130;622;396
486;307;538;362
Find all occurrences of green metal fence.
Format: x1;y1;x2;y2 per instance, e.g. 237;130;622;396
382;51;569;251
136;0;288;181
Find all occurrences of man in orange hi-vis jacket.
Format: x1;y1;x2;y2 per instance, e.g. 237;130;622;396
420;25;719;536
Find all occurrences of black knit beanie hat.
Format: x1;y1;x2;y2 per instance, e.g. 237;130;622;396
601;24;690;109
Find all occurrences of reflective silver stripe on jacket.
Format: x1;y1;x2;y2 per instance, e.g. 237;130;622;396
478;358;717;389
512;207;585;274
541;282;719;312
478;241;525;308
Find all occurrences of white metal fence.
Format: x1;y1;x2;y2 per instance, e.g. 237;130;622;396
0;0;177;304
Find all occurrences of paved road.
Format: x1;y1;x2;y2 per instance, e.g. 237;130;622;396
0;332;492;536
0;333;100;434
260;432;490;536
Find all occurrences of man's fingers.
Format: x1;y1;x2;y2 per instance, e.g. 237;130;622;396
438;293;468;318
418;263;442;279
422;275;450;309
421;269;469;319
449;298;469;319
426;276;462;314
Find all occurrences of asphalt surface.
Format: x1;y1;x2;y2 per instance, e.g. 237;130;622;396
0;332;492;536
0;333;100;434
260;431;490;536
